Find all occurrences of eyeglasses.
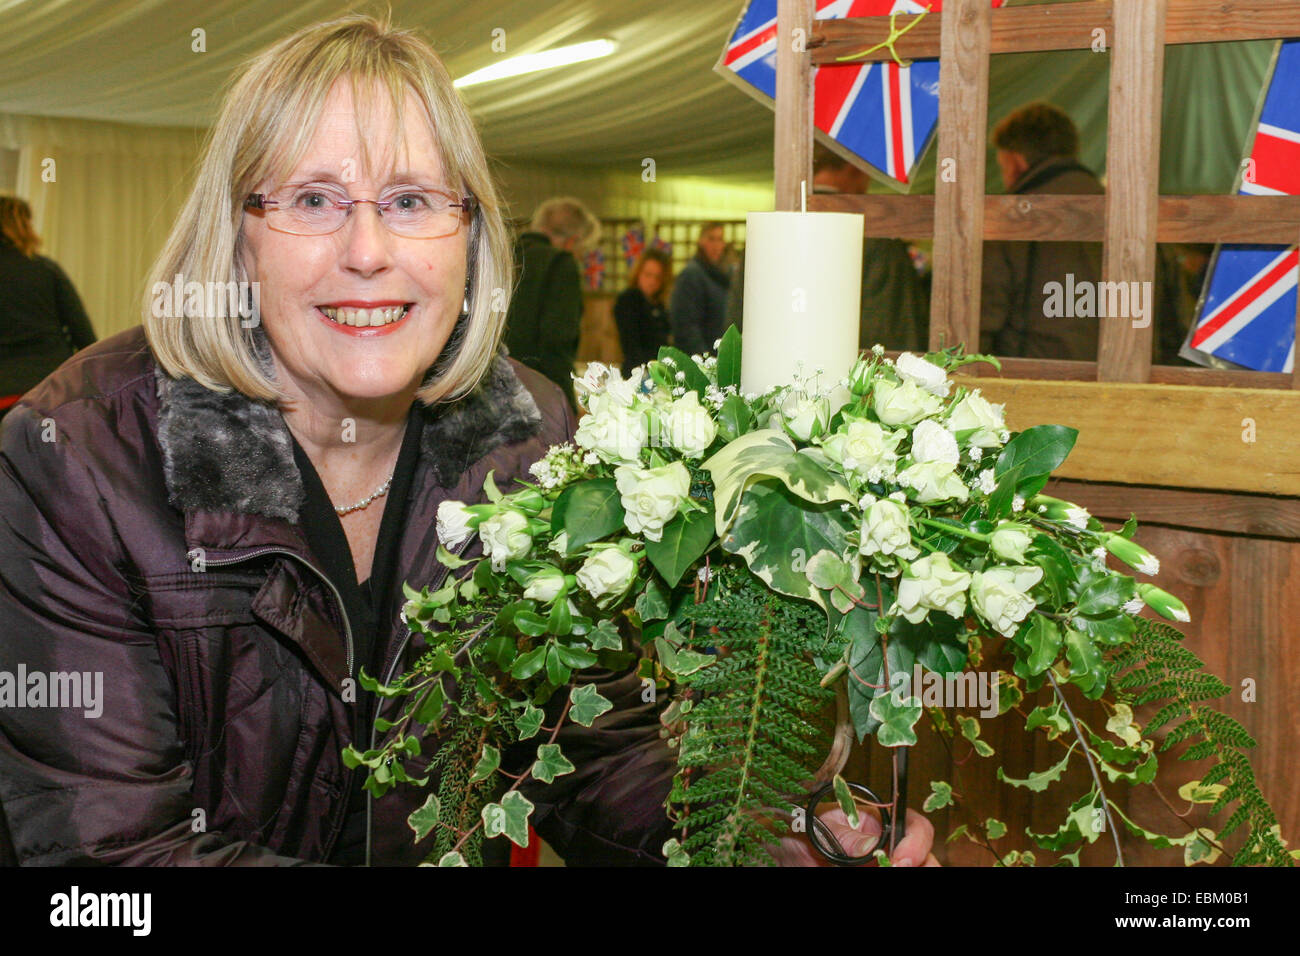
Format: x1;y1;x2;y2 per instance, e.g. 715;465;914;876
244;183;476;239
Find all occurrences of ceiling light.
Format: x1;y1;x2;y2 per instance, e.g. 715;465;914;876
453;39;618;89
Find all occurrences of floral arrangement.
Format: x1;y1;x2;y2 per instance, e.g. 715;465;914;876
347;328;1291;867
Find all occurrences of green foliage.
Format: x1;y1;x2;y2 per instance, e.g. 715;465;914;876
1106;617;1291;866
666;568;834;866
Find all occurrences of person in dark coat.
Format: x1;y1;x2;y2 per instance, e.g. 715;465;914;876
504;197;599;408
980;102;1105;360
670;221;731;356
0;194;95;419
614;247;672;375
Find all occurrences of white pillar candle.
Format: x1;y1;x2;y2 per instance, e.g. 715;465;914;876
740;210;863;396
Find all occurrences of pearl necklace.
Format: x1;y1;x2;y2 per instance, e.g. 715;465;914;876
334;471;395;516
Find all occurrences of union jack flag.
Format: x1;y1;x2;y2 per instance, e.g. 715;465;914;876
583;248;606;291
621;225;646;268
717;0;1005;188
1186;41;1299;373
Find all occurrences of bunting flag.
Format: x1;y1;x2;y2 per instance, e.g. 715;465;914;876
1186;40;1299;373
621;225;646;268
717;0;1005;189
582;248;607;291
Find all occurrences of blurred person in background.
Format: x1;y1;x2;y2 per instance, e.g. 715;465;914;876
504;197;599;409
0;194;95;420
614;247;672;376
670;221;731;356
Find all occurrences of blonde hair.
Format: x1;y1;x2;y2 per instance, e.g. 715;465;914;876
143;12;513;405
0;194;40;257
530;197;601;252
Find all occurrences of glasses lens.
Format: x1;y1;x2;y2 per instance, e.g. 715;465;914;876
383;187;462;239
272;185;348;236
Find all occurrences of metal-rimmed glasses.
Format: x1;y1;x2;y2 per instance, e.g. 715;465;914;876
244;182;476;239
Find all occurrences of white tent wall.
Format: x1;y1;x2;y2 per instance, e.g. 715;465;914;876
0;113;203;340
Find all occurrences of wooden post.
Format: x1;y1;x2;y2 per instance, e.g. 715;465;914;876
1294;231;1300;389
1098;0;1166;383
774;0;813;211
929;0;992;354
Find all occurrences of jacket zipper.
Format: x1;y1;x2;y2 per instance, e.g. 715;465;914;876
204;547;357;858
364;534;475;867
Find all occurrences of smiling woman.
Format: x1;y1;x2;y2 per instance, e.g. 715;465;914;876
0;13;684;867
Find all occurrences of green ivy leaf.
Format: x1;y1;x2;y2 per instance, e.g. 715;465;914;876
662;838;691;867
481;790;534;848
869;691;923;747
957;714;994;757
407;794;441;841
635;577;671;622
437;851;468;867
924;780;954;812
530;743;576;785
414;681;448;727
516;703;544;740
568;684;614;727
985;818;1008;840
645;505;716;587
655;626;715;677
468;744;500;784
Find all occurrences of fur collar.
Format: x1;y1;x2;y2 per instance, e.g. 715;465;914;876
155;354;543;522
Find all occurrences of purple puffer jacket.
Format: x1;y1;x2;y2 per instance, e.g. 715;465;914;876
0;326;674;866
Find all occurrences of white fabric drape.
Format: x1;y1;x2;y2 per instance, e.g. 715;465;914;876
0;113;202;340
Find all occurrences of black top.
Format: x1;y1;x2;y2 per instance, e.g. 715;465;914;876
503;231;582;409
613;286;670;376
289;404;425;865
0;241;96;397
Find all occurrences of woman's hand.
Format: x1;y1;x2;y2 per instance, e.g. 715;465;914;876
770;807;941;867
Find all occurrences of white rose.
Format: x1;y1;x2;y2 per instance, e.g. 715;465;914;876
576;548;638;602
872;379;944;426
574;395;649;464
614;461;691;542
970;566;1043;637
859;498;920;561
662;391;717;458
894;352;950;397
775;391;831;442
909;419;959;466
897;461;970;504
989;522;1034;563
823;419;901;479
479;510;532;572
436;500;477;549
523;566;566;603
893;552;971;623
947;392;1007;448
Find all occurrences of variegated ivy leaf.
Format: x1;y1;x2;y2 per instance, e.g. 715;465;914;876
588;619;623;651
437;851;468;867
832;774;860;828
985;818;1008;840
531;743;575;784
869;692;922;747
655;626;714;678
481;790;534;848
703;428;855;539
957;714;994;757
662;838;690;867
924;780;954;812
996;744;1075;792
1184;827;1222;866
407;794;441;842
515;704;544;740
468;744;500;783
804;550;864;615
568;684;614;727
1105;703;1142;747
1177;780;1227;805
